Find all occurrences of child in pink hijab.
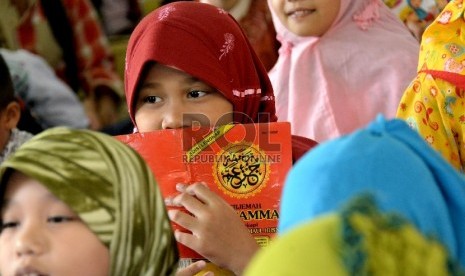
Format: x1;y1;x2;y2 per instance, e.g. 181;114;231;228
268;0;420;142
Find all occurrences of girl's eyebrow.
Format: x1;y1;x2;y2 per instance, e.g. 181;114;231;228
140;76;204;90
139;82;160;90
185;76;202;83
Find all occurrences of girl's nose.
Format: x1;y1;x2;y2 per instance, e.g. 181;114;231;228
15;223;46;257
161;102;190;129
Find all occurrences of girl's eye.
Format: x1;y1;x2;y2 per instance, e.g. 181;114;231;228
143;96;162;103
187;90;207;98
0;221;19;231
47;216;76;224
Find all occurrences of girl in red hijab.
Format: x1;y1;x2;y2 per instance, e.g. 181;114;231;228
125;2;316;275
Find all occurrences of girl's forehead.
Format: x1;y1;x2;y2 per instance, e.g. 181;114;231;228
2;171;61;208
140;63;221;91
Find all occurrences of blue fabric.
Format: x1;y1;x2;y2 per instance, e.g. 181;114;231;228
279;115;465;267
407;0;429;20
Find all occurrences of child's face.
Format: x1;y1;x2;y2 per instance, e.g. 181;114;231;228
270;0;341;37
0;171;110;276
135;63;234;132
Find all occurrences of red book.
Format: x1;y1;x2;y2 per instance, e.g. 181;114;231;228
116;122;292;262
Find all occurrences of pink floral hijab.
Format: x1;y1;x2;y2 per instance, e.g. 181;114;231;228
268;0;420;142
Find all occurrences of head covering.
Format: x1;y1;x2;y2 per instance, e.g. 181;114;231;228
245;196;461;275
125;1;276;125
125;1;317;162
0;48;89;129
267;0;419;142
278;115;465;267
0;52;15;109
415;0;465;84
396;0;465;171
0;127;179;275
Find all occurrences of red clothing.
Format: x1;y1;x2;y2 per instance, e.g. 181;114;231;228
291;135;318;163
238;0;279;71
12;0;123;98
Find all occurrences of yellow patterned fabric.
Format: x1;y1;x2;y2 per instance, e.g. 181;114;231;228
397;0;465;172
347;210;448;275
0;127;179;275
244;196;457;276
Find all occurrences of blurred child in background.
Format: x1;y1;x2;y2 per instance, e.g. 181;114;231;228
0;0;124;130
0;53;32;163
397;0;465;172
267;0;419;142
1;48;89;133
199;0;279;71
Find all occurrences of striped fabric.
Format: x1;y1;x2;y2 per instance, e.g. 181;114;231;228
0;127;179;275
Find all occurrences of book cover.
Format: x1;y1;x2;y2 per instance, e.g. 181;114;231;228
116;122;292;261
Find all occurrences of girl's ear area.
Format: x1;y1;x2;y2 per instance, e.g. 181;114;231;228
3;102;21;130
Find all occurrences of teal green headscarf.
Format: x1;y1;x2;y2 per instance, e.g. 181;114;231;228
0;127;179;275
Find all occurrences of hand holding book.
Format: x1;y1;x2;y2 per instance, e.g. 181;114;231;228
166;182;259;275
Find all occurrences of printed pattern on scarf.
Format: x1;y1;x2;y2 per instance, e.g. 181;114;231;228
397;0;465;172
219;33;235;60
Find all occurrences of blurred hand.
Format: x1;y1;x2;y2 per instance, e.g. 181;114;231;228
166;183;259;276
175;260;213;276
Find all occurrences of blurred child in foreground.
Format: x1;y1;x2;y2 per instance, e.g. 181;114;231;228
0;127;179;275
245;116;465;275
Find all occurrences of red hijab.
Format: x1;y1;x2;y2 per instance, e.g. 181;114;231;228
125;1;316;161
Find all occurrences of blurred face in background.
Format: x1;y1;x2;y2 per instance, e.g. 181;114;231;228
270;0;341;37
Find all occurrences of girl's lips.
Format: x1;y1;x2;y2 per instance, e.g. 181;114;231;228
15;266;49;276
287;8;316;19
